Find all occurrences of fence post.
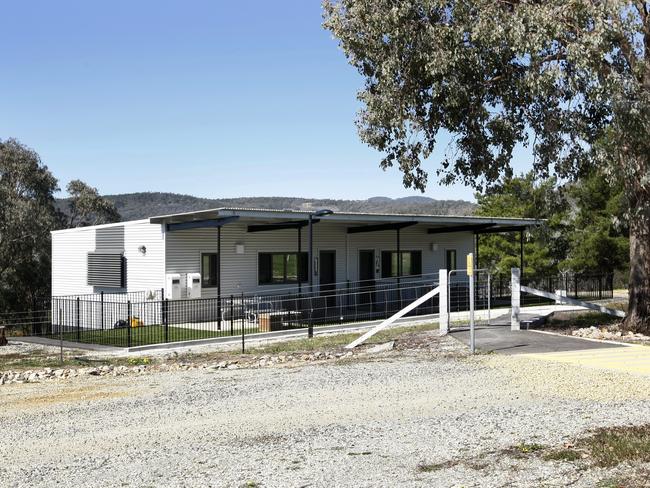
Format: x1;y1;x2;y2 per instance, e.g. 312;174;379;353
439;269;448;335
308;296;314;338
127;300;132;348
76;297;81;342
241;292;245;353
598;275;603;300
163;298;169;343
230;295;234;336
100;291;104;330
487;273;491;326
58;306;63;364
511;268;520;331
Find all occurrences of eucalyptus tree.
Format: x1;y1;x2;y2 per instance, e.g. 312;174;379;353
0;139;60;312
324;0;650;331
65;179;120;227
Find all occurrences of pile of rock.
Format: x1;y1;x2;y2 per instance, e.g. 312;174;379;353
0;364;147;385
0;350;360;386
571;326;650;343
214;350;355;370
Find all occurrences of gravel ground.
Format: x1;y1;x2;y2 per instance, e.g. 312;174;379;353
2;335;650;487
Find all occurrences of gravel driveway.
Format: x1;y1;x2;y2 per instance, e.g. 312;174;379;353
2;335;650;487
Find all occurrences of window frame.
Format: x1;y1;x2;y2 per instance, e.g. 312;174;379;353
258;252;308;285
380;250;422;278
201;252;219;288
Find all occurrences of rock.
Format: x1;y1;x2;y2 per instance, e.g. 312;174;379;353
366;341;395;354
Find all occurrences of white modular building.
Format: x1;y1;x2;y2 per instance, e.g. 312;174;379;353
51;207;536;301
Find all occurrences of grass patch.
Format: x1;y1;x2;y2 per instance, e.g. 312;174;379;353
417;460;459;472
515;442;545;454
543;449;582;462
49;324;260;348
548;311;621;329
582;424;650;467
248;321;439;355
3;321;440;372
36;319;439;350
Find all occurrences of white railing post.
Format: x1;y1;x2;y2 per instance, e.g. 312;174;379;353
346;285;441;349
439;269;448;335
511;267;521;331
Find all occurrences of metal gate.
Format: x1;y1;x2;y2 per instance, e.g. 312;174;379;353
448;269;491;330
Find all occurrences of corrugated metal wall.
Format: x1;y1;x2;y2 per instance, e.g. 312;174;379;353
124;221;165;295
52;221;166;298
51;227;96;296
53;219;475;300
165;221;474;297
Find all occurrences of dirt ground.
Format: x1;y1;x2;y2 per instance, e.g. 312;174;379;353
2;329;650;487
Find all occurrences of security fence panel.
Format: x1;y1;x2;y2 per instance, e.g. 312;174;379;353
447;269;491;329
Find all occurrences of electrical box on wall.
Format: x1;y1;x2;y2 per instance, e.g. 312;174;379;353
165;274;182;300
186;272;202;299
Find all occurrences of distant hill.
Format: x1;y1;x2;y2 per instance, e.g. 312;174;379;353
57;192;477;221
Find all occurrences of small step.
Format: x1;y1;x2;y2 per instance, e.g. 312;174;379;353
521;315;547;330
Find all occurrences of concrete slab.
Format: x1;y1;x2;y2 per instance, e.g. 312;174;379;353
10;336;123;352
451;325;625;355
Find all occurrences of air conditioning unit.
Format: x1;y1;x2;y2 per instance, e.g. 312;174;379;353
165;273;182;300
187;272;202;299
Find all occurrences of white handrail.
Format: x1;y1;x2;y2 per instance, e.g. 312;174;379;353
520;285;626;318
345;286;440;349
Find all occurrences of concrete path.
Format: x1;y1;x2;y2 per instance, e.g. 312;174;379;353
452;323;650;377
451;325;624;355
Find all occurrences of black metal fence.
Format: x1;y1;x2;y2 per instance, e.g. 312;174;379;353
26;276;440;348
488;272;614;307
1;271;615;348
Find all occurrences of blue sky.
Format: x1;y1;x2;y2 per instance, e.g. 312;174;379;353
1;1;530;202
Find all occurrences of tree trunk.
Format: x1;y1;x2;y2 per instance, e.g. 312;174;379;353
624;207;650;333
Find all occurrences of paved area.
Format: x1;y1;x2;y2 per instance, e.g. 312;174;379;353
522;343;650;376
451;323;624;355
452;318;650;377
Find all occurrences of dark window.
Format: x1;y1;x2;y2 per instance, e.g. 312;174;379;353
381;251;422;278
201;253;219;287
446;249;457;271
258;252;308;285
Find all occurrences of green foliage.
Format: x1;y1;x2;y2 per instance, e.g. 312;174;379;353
0;139;60;313
65;179;120;227
475;171;629;277
474;173;568;277
563;172;629;274
0;139;121;314
324;0;650;328
323;1;649;197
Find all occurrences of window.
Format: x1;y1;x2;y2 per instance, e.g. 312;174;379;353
381;251;422;278
446;249;457;271
201;253;219;287
259;252;308;285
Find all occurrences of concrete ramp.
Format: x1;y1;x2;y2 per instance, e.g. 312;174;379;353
451;326;624;355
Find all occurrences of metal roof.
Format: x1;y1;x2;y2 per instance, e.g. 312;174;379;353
148;207;540;230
